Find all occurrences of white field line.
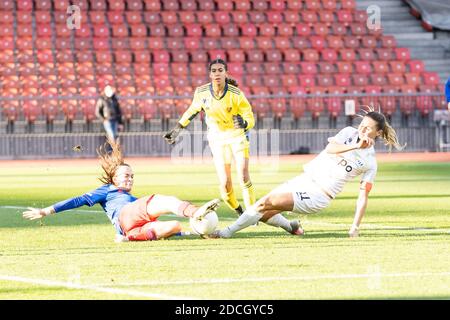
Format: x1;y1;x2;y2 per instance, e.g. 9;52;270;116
3;206;449;233
0;274;197;300
95;271;450;288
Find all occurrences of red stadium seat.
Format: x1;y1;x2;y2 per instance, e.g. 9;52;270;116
89;11;106;25
343;36;360;48
296;24;311;36
208;49;227;60
337;10;353;25
336;61;353;73
380;35;397;48
160;12;177;25
144;0;161;11
267;11;283;24
339;49;356;61
245;63;263;74
180;0;197;11
372;61;389;74
17;10;33;23
334;74;351;87
215;11;231;24
274;38;292;50
326;86;344;118
190;50;209;62
147;37;164;50
327;35;344;49
318;62;335;74
281;74;298;87
389;61;406;74
115;51;133;63
0;50;15;64
35;11;52;25
231;11;248;24
370;74;387;86
91;0;107;10
307;87;325;119
405;73;422;87
318;10;335;25
422;72;440;85
387;74;405;86
354;61;373;74
399;85;416;116
284;11;300;23
259;23;276;37
300;62;317;74
352;74;368;86
302;49;320;61
112;25;129;38
241;24;258;37
185;24;203;37
162;0;179;10
108;0;124;10
408;60;425;73
376;48;394;61
75;25;92;38
331;23;346;35
107;11;124;25
264;62;282;74
249;12;266;24
321;49;338;62
223;24;240;37
317;74;334;87
167;38;184;50
395;48;410;61
35;0;52;10
310;36;326;50
341;0;356;10
93;25;110;38
266;49;283;62
217;0;233;10
263;75;281;87
131;24;148;37
299;75;316;87
130;38;147;50
143;12;161;24
292;37;309;50
301;10;318;25
283;49;301;62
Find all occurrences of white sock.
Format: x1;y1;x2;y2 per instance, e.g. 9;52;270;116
220;208;263;238
264;214;292;232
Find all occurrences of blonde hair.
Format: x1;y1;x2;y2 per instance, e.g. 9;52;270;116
96;137;130;185
359;105;406;151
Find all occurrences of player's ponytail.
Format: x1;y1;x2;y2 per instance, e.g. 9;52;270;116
97;137;130;185
362;106;405;151
226;77;239;87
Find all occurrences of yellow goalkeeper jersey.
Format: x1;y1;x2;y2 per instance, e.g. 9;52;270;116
178;82;255;140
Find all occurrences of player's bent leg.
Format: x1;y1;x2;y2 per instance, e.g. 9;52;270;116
147;194;198;218
147;221;182;240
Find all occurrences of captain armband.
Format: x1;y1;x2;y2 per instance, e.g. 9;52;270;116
359;181;373;193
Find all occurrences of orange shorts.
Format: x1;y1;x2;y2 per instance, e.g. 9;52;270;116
118;195;156;236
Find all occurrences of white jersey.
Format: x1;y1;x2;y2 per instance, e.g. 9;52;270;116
303;127;377;198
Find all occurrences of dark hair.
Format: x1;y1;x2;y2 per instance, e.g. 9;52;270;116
360;106;404;151
97;137;130;185
208;59;239;87
208;58;228;71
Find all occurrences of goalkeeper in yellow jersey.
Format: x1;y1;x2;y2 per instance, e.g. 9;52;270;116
163;59;256;216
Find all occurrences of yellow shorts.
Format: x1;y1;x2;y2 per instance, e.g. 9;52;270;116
209;134;250;165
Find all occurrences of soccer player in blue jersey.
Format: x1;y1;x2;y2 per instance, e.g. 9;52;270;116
22;139;220;242
445;76;450;110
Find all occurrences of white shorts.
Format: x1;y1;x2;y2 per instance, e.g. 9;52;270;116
269;174;331;214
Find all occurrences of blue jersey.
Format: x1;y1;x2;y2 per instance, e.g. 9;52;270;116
52;184;137;235
446;77;450;103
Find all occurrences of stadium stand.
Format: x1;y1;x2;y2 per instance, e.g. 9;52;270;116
0;0;447;133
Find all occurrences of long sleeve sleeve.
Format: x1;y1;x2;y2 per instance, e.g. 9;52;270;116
178;89;203;128
238;92;255;130
53;185;109;213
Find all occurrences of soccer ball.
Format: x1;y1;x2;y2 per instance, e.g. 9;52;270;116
189;211;219;236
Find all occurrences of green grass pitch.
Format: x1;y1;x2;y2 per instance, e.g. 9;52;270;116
0;158;449;300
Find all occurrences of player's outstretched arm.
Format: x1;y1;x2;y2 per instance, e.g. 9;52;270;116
23;206;55;220
349;185;370;237
326;136;374;154
163;123;185;145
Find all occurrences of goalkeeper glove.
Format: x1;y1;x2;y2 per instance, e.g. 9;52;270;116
163;123;184;145
232;114;248;129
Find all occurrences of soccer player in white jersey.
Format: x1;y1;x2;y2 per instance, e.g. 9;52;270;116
212;107;404;238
